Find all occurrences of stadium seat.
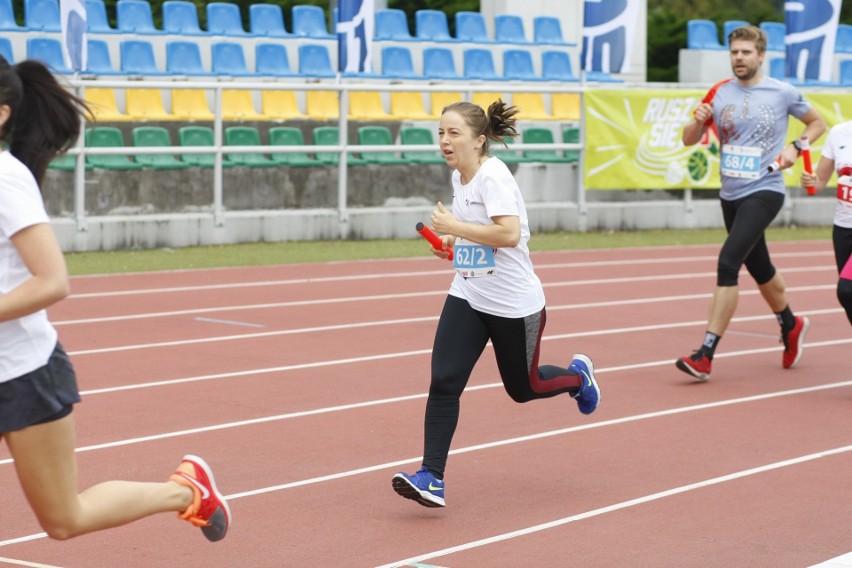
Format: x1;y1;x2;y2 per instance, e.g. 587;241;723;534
120;40;165;75
255;43;293;76
541;50;579;81
491;136;527;164
24;0;60;31
84;88;128;121
389;92;434;120
125;88;174;120
0;0;23;30
686;19;723;50
522;128;568;162
512;93;552;120
494;14;527;44
375;8;415;41
552;93;581;121
207;2;247;36
841;60;852;86
249;3;289;37
760;22;785;52
27;38;70;74
116;0;162;34
298;44;335;77
131;126;188;169
585;70;624;83
357;126;408;164
222;90;267;120
381;46;418;79
349;91;391;121
225;126;277;167
503;49;541;81
306;90;339;120
85;39;120;75
212;42;253;76
162;0;204;35
415;9;453;42
471;91;502;111
268;127;322;167
534;16;568;45
429;91;463;116
86;0;117;33
312;126;367;165
86;127;144;170
400;127;445;164
261;90;305;119
836;24;852;54
723;20;750;46
0;37;13;62
178;126;235;168
455;11;492;43
769;57;785;80
171;89;215;120
292;4;333;39
166;41;210;75
463;48;499;80
423;47;461;80
562;127;580;162
49;154;90;171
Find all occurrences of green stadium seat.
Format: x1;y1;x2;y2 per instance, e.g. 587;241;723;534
48;153;91;171
312;126;367;165
131;126;189;169
357;126;409;165
522;128;571;163
177;126;236;168
562;127;580;163
399;127;446;164
224;126;277;167
491;136;529;164
85;127;144;170
268;127;321;167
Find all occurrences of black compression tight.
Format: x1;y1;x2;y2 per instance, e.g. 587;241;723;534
718;191;785;287
834;225;852;326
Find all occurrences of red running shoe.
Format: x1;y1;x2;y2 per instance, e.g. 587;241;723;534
676;351;712;381
782;316;810;369
170;455;231;542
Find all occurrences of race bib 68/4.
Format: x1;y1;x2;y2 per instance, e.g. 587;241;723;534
721;144;762;180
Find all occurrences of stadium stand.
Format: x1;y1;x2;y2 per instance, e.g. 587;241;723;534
0;0;23;30
225;126;278;167
841;60;852;86
357;126;409;164
166;41;211;75
836;24;852;54
686;19;723;50
723;20;750;46
374;8;416;41
255;43;294;76
222;90;268;121
212;42;253;76
380;46;419;79
522;127;571;162
86;39;121;75
131;126;189;169
84;88;128;121
503;49;541;81
86;127;144;170
512;92;552;120
120;40;166;75
0;37;13;62
249;3;290;37
24;0;60;31
463;48;499;80
291;4;334;39
551;93;581;121
305;90;339;120
86;0;118;33
349;91;392;121
178;125;236;167
429;91;463;116
116;0;163;34
534;16;569;45
494;14;528;44
207;2;248;36
268;126;322;166
760;21;785;53
541;50;580;81
455;11;493;43
125;88;174;121
389;92;434;121
423;47;461;80
171;89;216;120
27;37;70;74
162;0;205;35
261;90;305;119
298;44;335;77
312;126;367;165
562;127;580;162
415;9;453;42
399;127;446;164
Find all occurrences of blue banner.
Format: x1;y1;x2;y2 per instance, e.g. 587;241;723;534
337;0;374;74
581;0;640;73
785;0;840;82
60;0;87;72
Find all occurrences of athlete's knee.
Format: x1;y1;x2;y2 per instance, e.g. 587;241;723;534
747;264;777;286
429;370;465;398
838;278;852;315
716;256;741;287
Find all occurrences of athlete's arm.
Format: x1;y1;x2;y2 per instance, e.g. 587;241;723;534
682;102;712;147
431;202;521;248
801;156;835;193
778;108;827;169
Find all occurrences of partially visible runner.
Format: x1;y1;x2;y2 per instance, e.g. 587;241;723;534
800;120;852;326
0;57;230;541
391;99;600;508
677;25;826;381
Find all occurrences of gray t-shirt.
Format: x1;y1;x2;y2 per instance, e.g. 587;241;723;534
711;77;811;200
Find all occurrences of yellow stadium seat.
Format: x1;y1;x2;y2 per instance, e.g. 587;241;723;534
429;91;463;117
551;93;581;121
349;91;391;120
261;90;306;120
305;90;339;120
472;91;503;111
221;89;268;121
171;89;215;121
512;92;554;121
84;88;128;121
389;92;434;121
125;88;174;121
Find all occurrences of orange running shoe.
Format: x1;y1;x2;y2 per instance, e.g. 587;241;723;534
170;455;231;542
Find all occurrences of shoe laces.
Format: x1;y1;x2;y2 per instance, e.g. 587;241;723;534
688;350;706;361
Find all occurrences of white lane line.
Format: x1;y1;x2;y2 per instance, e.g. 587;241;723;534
0;558;62;568
810;552;852;567
193;317;266;328
374;443;852;568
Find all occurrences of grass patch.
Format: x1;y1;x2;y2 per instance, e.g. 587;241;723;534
64;226;833;276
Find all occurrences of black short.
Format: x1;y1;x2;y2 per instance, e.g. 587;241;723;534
0;342;81;433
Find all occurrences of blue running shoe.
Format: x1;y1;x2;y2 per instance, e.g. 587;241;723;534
569;353;600;415
392;467;445;507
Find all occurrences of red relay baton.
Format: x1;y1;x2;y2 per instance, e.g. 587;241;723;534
416;222;453;260
800;136;816;195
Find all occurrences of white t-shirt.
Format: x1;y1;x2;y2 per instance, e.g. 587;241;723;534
817;120;852;229
448;157;545;318
0;151;58;382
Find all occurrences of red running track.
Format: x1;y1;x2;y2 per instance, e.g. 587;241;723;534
0;240;850;568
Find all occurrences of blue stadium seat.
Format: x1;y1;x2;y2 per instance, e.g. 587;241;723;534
85;0;117;33
212;42;252;76
494;14;528;44
423;47;460;80
0;0;23;30
585;70;624;83
769;57;786;80
116;0;162;34
503;49;540;81
463;48;498;80
162;0;204;35
760;22;785;52
415;9;453;42
166;41;210;75
24;0;60;31
686;19;723;50
120;39;165;75
292;4;333;39
381;46;418;79
27;37;70;73
85;39;120;74
723;20;750;46
0;37;14;62
298;44;335;77
249;3;289;37
255;43;293;76
534;16;567;45
836;24;852;54
455;11;492;43
541;50;579;81
375;8;415;41
840;60;852;86
207;2;247;36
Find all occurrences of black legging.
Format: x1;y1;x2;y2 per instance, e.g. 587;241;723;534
422;295;581;478
718;190;786;287
833;225;852;325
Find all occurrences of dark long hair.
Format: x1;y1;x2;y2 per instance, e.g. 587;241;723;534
0;56;89;187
